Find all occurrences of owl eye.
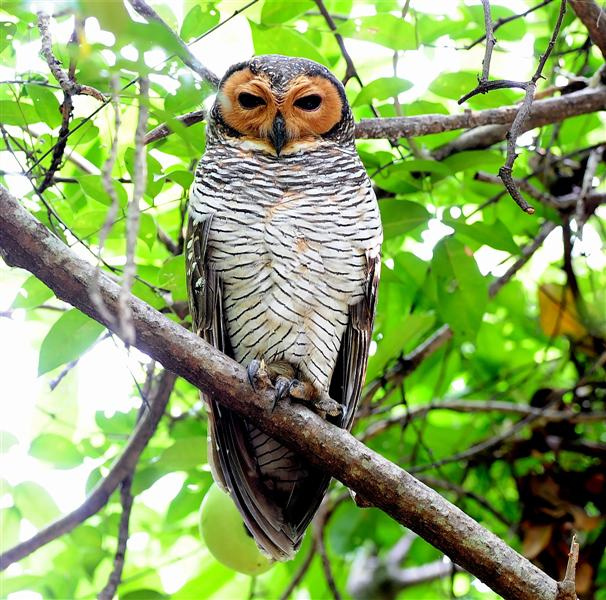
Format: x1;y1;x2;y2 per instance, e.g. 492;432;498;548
294;94;322;111
238;92;266;109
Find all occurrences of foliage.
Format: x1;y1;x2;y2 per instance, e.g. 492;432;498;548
1;0;605;599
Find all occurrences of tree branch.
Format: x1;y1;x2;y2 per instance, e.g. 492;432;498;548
360;398;606;442
144;87;606;144
568;0;606;59
126;0;219;87
0;368;176;570
356;87;606;139
97;474;134;600
0;185;563;600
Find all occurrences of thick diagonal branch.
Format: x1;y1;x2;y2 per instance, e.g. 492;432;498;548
0;185;563;600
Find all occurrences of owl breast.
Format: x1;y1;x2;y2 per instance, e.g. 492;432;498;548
190;143;381;392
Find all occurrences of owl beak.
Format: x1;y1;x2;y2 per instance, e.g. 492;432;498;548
269;112;287;156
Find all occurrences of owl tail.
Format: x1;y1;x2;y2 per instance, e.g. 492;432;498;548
206;398;330;560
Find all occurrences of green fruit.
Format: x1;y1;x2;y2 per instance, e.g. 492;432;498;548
199;483;274;576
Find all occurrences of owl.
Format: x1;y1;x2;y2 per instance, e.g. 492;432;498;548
186;55;382;561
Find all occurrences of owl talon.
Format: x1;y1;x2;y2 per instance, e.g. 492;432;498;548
313;394;342;418
274;377;291;404
247;359;270;391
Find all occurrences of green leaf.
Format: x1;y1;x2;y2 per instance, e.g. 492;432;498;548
158;256;188;302
429;71;479;100
0;431;18;453
0;100;38;126
250;22;329;66
338;15;416;51
139;213;156;250
445;218;519;254
0;507;20;549
29;433;83;469
95;409;137;435
157;437;206;471
0;22;17;53
166;168;194;189
12;481;60;528
38;309;105;375
124;147;164;198
25;84;61;128
432;237;488;340
261;0;314;24
379;200;430;239
353;77;413;107
121;591;168;600
11;276;53;309
442;150;503;174
79;174;128;208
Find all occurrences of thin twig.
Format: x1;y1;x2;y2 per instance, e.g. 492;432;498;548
118;77;148;345
0;370;176;569
360;398;606;441
37;15;77;193
127;0;219;87
480;0;496;83
90;77;121;327
144;109;206;146
465;0;554;50
23;1;260;179
498;0;568;214
278;545;316;600
556;534;579;600
97;474;134;600
408;401;558;474
489;221;557;296
37;12;105;102
313;495;348;600
312;0;362;86
474;171;606;213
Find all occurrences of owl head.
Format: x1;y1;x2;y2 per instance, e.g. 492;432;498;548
208;55;355;156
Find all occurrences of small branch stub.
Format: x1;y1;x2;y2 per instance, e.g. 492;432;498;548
556;534;579;600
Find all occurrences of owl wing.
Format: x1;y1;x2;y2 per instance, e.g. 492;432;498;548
186;216;319;560
332;250;381;430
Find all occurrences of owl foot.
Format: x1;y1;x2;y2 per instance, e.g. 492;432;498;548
247;359;272;392
273;377;342;418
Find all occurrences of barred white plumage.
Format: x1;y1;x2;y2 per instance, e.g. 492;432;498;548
186;55;382;561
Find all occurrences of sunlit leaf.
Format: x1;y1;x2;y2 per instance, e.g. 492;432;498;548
11;276;53;309
338;15;416;51
353;77;413;107
38;309;105;375
29;433;83;469
12;481;60;527
432;237;488;340
250;22;329;66
380;199;430;239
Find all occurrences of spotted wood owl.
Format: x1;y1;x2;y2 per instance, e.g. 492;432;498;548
186;55;382;561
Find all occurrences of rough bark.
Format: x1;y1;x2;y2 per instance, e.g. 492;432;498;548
144;87;606;146
568;0;606;59
355;87;606;140
0;185;561;600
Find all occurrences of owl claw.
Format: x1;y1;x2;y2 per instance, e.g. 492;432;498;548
247;359;270;392
274;377;291;401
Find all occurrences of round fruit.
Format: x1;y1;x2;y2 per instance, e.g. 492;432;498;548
199;483;274;575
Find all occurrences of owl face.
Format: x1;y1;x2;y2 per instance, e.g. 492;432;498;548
210;55;354;156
